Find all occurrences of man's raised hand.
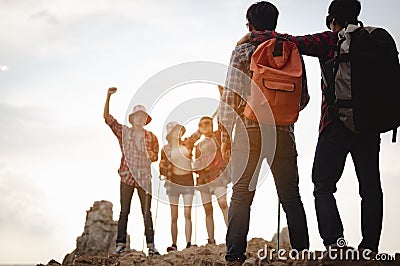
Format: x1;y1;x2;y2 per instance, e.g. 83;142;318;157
108;87;117;95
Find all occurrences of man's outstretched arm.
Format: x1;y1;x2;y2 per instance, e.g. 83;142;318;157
103;87;123;138
238;30;338;60
103;87;117;122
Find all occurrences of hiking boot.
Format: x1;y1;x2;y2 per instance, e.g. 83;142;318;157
167;244;177;252
185;242;197;249
207;239;216;245
225;259;244;266
148;247;160;256
113;243;126;254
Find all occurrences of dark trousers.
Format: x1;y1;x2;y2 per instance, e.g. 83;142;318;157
225;125;309;262
116;182;155;245
312;120;382;251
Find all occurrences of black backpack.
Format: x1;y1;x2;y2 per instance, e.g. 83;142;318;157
322;22;400;142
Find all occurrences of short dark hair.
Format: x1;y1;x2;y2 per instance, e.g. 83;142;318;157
246;1;279;31
328;0;361;27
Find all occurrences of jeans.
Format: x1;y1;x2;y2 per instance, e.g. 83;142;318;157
225;125;309;262
312;119;382;251
116;182;155;245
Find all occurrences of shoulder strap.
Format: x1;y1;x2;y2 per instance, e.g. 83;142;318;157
392;128;397;143
144;130;153;150
211;132;221;152
300;55;310;110
323;36;347;107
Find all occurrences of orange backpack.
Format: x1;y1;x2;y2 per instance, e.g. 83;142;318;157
244;38;303;125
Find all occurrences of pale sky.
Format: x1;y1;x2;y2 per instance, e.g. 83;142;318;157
0;0;399;264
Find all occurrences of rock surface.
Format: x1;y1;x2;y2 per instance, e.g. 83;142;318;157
45;238;399;266
62;200;130;266
39;201;399;266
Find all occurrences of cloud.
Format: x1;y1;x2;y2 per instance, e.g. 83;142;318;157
0;102;108;161
0;102;51;123
0;102;54;153
29;10;59;25
0;104;56;237
0;0;240;61
0;170;54;236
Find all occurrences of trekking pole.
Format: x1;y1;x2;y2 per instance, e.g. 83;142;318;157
277;200;281;250
153;175;164;230
150;175;164;252
142;189;149;253
142;233;145;252
194;191;198;246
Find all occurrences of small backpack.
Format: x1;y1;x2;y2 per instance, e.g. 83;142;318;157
244;38;308;125
322;22;400;142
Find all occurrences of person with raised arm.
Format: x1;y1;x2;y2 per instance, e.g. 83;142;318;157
104;87;159;255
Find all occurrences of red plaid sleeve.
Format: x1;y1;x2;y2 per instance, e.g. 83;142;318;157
149;131;159;162
105;115;123;140
250;30;338;60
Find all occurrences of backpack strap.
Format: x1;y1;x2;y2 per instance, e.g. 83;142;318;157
324;36;352;108
336;53;350;63
336;99;353;108
272;37;291;57
299;56;310;111
333;38;346;76
392;128;398;143
272;39;283;57
320;38;346;107
211;132;222;152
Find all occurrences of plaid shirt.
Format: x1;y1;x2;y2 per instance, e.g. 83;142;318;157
194;130;227;184
106;115;159;190
250;30;338;133
218;43;259;143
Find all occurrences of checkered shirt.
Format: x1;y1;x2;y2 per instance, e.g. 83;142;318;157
106;115;159;190
218;43;259;144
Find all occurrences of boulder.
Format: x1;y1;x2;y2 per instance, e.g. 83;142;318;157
271;226;291;247
62;200;130;266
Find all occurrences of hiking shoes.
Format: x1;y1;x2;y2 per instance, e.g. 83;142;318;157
167;244;177;252
113;243;126;254
225;259;244;266
185;242;198;249
207;239;216;245
148;247;160;256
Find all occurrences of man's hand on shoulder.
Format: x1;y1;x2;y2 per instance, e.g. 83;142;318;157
237;32;251;46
